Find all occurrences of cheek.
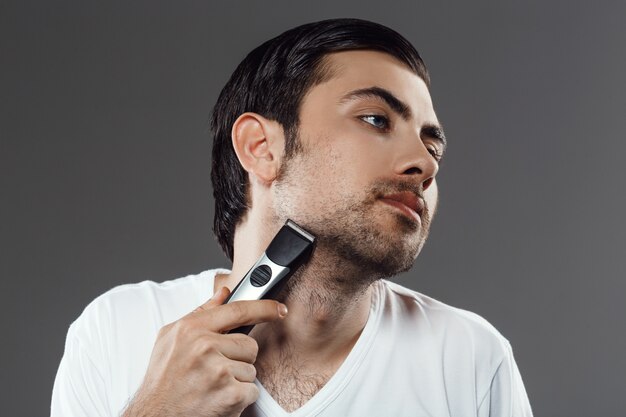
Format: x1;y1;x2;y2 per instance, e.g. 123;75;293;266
285;153;348;209
331;147;386;191
311;144;363;193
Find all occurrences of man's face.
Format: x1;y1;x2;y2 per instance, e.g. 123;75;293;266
272;50;445;279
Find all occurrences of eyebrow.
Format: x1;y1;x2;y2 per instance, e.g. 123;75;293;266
422;124;447;153
339;86;412;120
338;86;447;152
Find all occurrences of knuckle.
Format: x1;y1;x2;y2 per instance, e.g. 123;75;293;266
233;334;258;361
214;362;230;379
172;318;192;337
246;337;259;360
224;386;245;406
196;335;218;356
204;341;218;355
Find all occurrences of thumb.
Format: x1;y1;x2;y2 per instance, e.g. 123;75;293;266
193;286;232;313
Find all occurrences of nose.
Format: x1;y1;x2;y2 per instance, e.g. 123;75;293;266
393;137;439;192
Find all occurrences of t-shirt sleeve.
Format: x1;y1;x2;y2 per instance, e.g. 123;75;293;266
51;315;111;416
478;340;534;417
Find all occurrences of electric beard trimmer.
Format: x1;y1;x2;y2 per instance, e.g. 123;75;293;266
224;219;316;334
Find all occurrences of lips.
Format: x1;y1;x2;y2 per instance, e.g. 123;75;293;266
380;192;424;218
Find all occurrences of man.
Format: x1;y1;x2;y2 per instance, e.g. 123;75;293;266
52;18;533;416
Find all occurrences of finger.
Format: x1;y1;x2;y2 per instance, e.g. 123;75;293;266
206;286;231;308
191;287;232;315
237;381;260;406
224;360;257;383
217;334;259;363
203;299;288;333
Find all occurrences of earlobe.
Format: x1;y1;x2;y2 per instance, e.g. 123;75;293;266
231;112;283;184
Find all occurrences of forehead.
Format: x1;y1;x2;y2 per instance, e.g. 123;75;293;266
304;50;437;123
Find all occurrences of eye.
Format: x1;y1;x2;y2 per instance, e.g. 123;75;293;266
359;115;390;131
427;146;444;162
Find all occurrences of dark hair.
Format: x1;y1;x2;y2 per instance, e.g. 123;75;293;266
210;18;430;262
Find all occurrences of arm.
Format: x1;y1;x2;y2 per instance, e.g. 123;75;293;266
51;323;110;417
478;341;534;417
52;287;287;417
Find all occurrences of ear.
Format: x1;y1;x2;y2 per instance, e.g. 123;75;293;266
231;112;284;185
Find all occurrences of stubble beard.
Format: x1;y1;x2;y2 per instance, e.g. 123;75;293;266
270;141;434;315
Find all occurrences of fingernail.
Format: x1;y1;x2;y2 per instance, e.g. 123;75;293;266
278;303;288;318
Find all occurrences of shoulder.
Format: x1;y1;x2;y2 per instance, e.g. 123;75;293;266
87;268;218;315
53;269;229;415
377;279;512;361
59;268;229;394
68;268;228;347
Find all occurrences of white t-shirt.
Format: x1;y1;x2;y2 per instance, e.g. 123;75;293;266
51;268;533;417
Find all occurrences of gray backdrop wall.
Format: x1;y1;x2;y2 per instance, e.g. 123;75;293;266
2;1;625;416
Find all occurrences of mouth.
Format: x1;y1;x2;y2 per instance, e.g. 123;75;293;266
379;192;424;223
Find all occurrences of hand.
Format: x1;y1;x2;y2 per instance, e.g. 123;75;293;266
122;286;288;417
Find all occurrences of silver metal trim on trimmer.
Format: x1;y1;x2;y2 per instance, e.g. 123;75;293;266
225;253;291;303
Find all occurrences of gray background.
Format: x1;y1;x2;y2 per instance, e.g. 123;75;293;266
2;1;625;416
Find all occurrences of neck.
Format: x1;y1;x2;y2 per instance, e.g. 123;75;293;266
214;226;379;368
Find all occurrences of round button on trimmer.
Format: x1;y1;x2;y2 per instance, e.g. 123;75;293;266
250;265;272;287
